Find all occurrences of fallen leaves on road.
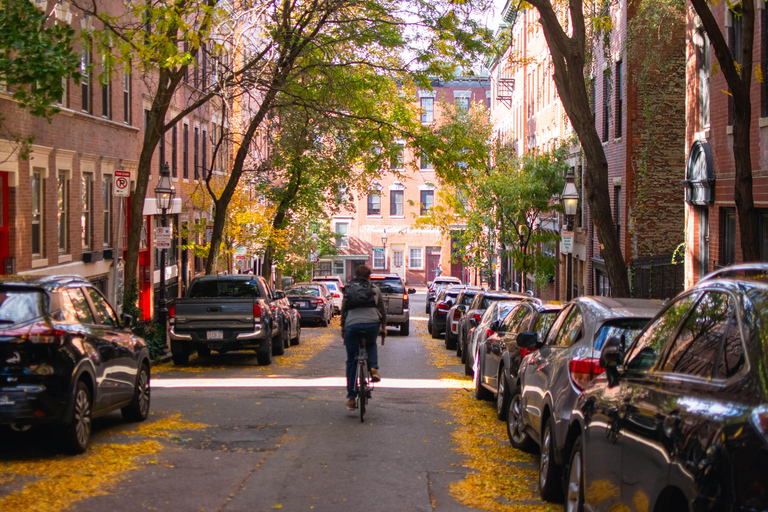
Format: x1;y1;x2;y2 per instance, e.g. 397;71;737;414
120;413;207;439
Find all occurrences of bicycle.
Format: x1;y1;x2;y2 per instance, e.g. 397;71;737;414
354;336;373;423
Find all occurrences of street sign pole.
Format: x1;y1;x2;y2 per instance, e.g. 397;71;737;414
111;195;124;313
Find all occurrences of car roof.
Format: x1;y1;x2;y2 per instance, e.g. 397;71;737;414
0;275;90;291
483;291;531;300
370;274;402;280
434;277;461;282
312;276;341;281
291;282;326;288
575;296;664;320
192;274;261;282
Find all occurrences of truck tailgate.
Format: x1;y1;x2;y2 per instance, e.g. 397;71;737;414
174;299;255;329
383;295;403;315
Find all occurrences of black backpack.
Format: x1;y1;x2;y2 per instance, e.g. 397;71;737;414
344;278;376;310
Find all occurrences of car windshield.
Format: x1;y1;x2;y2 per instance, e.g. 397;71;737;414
593;319;650;352
535;310;561;339
286;287;320;297
324;283;338;292
189;280;262;298
371;278;404;294
461;292;478;305
0;287;49;324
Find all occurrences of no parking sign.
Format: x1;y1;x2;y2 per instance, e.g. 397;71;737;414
114;170;131;197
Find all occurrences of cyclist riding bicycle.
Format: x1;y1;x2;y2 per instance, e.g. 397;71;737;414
341;264;386;411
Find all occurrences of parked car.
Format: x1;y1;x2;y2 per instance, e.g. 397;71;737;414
444;287;483;350
473;299;563;424
272;290;301;346
313;276;344;313
512;296;662;501
428;285;465;339
369;274;410;335
285;283;333;327
564;264;768;512
464;300;522;376
169;275;283;366
0;275;150;453
456;290;530;361
426;276;462;313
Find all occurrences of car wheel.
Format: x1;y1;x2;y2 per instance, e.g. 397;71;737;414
445;328;457;350
506;386;535;452
456;334;463;358
320;312;329;327
496;368;509;421
171;340;189;365
539;416;564;502
272;330;285;356
473;351;493;400
197;345;211;358
290;324;301;346
283;325;290;349
400;322;410;336
464;347;473;376
62;381;92;454
565;436;584;512
122;364;151;422
256;343;273;365
431;323;440;339
427;319;433;334
425;304;430;314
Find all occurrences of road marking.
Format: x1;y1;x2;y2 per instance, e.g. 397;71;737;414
151;377;469;390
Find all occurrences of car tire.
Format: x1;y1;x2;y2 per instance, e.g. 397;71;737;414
122;364;151;422
256;343;273;366
496;368;510;421
197;345;211;358
171;340;190;365
427;319;433;334
431;323;440;339
400;322;410;336
473;351;493;400
539;416;564;502
290;324;301;346
425;304;430;314
456;334;463;358
506;385;536;452
320;312;329;327
283;325;290;349
445;329;457;350
61;381;92;454
272;330;285;356
464;347;473;376
565;436;584;512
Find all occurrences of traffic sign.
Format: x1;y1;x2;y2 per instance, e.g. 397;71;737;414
114;170;131;197
205;225;213;243
155;226;172;249
561;231;574;253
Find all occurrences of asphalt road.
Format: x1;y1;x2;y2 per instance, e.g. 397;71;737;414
1;291;498;512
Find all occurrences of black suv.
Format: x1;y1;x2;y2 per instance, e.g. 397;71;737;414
0;275;150;453
564;263;768;512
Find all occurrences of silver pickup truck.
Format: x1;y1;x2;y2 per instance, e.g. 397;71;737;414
168;275;281;365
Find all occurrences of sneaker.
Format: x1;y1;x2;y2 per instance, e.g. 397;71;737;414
370;368;381;382
345;398;357;410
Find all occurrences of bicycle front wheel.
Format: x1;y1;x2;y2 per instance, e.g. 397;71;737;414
358;361;367;422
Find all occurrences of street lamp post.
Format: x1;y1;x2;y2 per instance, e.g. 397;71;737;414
154;163;176;337
561;168;579;301
310;232;319;278
381;229;387;271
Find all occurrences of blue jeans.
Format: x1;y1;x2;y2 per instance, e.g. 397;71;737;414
344;323;380;399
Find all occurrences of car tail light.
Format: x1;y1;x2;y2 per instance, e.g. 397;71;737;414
751;405;768;444
472;312;482;323
168;304;176;324
437;302;451;312
453;309;462;321
486;328;495;339
253;303;263;319
568;358;605;390
310;298;324;306
333;293;341;298
27;325;66;345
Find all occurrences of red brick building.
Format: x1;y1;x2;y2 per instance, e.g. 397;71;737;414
684;4;768;285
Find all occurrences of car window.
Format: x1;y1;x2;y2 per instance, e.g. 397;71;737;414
287;287;320;297
716;311;746;379
469;294;483;310
661;292;735;378
370;278;404;294
0;286;48;324
552;305;583;347
86;287;118;327
461;292;478;306
625;292;700;372
545;305;571;345
502;305;532;333
533;310;560;340
325;283;338;292
189;279;263;298
593;319;649;353
66;288;94;324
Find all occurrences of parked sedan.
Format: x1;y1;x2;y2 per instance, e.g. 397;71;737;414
444;287;483;350
426;276;462;313
456;290;530;362
428;285;465;339
464;300;520;376
273;290;301;346
0;275;150;453
514;296;662;501
472;299;563;424
285;283;333;326
564;264;768;512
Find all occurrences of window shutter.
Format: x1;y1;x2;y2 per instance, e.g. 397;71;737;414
390;192;396;215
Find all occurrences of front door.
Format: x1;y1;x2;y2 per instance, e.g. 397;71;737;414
0;173;9;272
391;246;406;281
426;246;441;284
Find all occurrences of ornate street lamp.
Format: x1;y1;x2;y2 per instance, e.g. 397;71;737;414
381;229;388;248
561;168;579;231
154;163;175;335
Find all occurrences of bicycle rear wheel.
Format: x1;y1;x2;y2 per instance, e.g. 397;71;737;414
358;361;367;422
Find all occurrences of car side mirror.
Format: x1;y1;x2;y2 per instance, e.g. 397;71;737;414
600;335;625;387
470;317;478;327
121;313;134;329
407;288;416;294
490;319;501;332
516;332;540;349
274;290;286;300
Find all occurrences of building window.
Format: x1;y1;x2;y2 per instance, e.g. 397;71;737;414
100;56;110;119
595;270;610;297
333;260;344;276
103;175;112;247
82;173;93;250
58;76;68;107
57;172;68;252
393;250;403;268
420;190;434;215
720;207;736;266
614;186;621;239
194;127;199;179
455;96;469;111
171;125;178;178
696;29;711;129
183;124;189;179
390;190;403;216
420;151;432;169
420;97;433;123
602;69;610;142
409;247;423;269
391;144;404;169
123;67;131;124
615;60;622;138
728;10;743;125
372;248;385;269
367;193;380;215
32;169;43;257
81;45;91;113
202;129;207;177
335;223;349;248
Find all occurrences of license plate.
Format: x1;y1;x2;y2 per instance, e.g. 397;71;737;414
0;395;15;406
299;302;307;308
206;330;223;340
